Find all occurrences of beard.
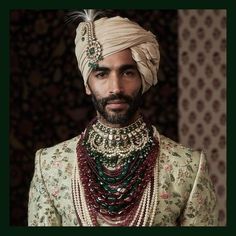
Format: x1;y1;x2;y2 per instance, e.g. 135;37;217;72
91;90;142;125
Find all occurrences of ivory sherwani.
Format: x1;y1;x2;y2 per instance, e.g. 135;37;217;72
28;127;218;226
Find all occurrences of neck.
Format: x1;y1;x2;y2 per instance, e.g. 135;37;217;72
96;111;141;128
84;114;152;167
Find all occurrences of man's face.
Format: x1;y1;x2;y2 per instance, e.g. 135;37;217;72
86;49;142;126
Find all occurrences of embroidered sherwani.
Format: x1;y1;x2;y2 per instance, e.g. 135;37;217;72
28;127;218;226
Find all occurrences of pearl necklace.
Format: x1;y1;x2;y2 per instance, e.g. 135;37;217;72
71;119;160;226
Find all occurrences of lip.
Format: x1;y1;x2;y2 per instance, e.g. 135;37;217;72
107;99;126;104
106;100;128;110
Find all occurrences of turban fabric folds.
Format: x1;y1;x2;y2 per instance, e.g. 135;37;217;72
75;16;160;93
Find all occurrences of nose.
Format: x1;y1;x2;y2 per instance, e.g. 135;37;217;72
109;73;124;94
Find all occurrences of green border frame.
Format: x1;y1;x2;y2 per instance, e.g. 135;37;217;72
2;0;234;235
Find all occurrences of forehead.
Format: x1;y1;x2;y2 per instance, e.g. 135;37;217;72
97;49;137;68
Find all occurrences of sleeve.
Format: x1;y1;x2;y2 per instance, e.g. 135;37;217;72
180;151;219;226
28;149;62;226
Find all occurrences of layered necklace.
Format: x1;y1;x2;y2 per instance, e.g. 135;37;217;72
72;116;160;226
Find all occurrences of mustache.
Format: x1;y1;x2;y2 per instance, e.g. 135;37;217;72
99;94;133;106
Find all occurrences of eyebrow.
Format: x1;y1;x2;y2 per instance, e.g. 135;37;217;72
92;64;138;72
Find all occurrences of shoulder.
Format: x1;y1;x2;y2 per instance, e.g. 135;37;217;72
34;134;82;170
153;126;202;176
40;135;81;158
159;134;197;159
33;135;82;190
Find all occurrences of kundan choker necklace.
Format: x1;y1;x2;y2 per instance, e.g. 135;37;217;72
85;117;150;168
71;116;160;226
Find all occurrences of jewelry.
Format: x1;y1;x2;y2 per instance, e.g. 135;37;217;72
72;117;160;226
84;117;150;167
82;21;103;69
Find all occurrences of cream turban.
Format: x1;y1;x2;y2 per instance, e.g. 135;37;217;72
75;16;160;93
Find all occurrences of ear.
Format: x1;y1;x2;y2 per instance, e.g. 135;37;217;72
85;84;91;95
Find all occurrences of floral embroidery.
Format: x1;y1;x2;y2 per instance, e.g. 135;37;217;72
164;164;173;172
160;191;171;199
28;130;218;226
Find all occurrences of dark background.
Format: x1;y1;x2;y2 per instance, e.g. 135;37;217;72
10;10;177;226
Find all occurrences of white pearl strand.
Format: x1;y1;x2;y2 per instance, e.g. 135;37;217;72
148;127;160;226
149;161;159;226
129;154;159;226
71;138;160;226
130;182;149;226
72;159;93;226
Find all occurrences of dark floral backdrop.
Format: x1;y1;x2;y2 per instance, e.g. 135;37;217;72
10;10;177;226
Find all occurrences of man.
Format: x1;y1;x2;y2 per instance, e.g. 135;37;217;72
28;10;218;226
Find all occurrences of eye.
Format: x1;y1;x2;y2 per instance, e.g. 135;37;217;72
95;71;108;79
123;69;137;77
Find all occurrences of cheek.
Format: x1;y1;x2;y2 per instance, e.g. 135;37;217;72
87;82;107;99
86;75;99;96
130;78;142;94
137;78;142;90
87;76;105;97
